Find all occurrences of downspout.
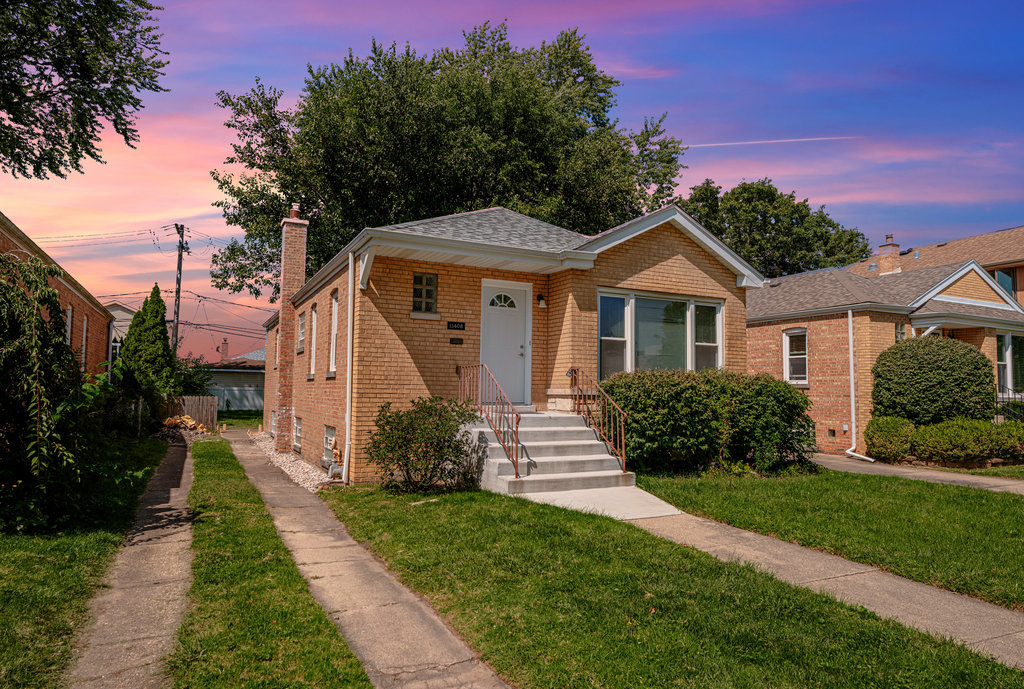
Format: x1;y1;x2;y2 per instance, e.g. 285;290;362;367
341;250;355;484
844;308;876;462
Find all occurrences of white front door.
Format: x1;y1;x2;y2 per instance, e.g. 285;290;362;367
480;281;530;404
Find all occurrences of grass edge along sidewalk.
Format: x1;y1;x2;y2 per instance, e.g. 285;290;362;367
169;437;372;688
0;439;168;689
321;487;1024;689
639;470;1024;612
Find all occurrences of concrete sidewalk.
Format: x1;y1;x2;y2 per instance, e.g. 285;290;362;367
224;431;509;689
631;511;1024;670
69;441;194;689
524;485;681;520
813;453;1024;495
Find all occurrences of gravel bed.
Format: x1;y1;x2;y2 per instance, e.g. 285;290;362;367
249;431;333;492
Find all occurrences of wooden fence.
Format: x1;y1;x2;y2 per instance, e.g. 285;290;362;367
164;395;218;429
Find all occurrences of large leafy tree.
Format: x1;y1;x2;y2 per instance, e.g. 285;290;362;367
210;23;684;300
0;0;167;179
677;178;871;278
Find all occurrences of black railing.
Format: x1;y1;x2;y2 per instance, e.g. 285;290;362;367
997;384;1024;422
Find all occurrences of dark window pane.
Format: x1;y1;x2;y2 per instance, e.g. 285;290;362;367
789;356;807;381
1012;336;1024;393
600;339;626;379
635;298;686;371
599;296;625;339
995;269;1015;295
695;344;718;370
695;305;717;344
788;333;806;356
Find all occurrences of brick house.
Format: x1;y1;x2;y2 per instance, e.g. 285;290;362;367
747;255;1024;456
2;210;112;374
263;204;763;486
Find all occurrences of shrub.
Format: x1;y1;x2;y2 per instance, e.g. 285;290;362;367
600;369;814;473
864;416;915;463
872;337;996;426
992;420;1024;463
999;400;1024;423
911;418;1000;464
365;397;482;492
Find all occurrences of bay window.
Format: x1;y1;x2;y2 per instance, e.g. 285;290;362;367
598;291;723;379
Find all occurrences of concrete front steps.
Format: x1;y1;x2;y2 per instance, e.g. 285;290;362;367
474;411;635;495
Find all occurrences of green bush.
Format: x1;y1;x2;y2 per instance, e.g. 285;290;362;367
600;369;814;473
992;420;1024;463
864;417;915;463
911;419;999;464
872;337;996;426
365;397;482;492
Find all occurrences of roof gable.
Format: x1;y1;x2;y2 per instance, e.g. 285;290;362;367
846;223;1024;274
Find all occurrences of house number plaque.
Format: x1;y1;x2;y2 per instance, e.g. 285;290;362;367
449;337;464;345
447;321;465;330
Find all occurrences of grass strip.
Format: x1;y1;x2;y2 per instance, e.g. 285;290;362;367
942;464;1024;480
170;438;371;688
217;410;264;429
322;487;1024;688
0;438;168;689
640;470;1024;611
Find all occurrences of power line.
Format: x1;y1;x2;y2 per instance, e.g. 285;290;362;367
35;226;176;243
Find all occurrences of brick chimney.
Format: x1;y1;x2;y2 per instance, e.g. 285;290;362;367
274;202;309;452
219;338;230;362
877;233;901;275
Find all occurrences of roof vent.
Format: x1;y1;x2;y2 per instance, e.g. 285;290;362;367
867;263;878;272
914;251;919;258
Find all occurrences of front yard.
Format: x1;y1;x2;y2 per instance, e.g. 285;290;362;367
321;486;1024;688
0;439;167;689
640;469;1024;611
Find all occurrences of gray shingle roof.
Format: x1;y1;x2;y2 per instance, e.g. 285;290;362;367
371;207;588;252
748;261;975;320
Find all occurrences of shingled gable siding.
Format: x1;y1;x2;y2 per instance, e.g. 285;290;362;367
0;232;110;374
547;221;748;407
941;271;1007;302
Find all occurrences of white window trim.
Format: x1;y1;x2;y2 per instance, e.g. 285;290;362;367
293;416;302;452
783;328;808;384
297;312;305;352
329;292;339;372
81;315;88;369
597;288;724;376
309;304;317;375
275;328;280;368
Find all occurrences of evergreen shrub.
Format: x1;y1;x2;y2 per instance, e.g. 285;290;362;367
864;417;916;463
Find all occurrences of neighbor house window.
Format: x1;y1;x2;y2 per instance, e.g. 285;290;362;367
323;425;336;461
309;304;317;375
297;312;305;352
990;268;1017;296
895;322;907;342
293;417;302;451
329;291;339;372
784;329;808;384
598;292;723;379
65;306;72;344
412;273;437;313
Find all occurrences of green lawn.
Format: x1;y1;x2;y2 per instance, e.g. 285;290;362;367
170;438;371;688
217;409;263;429
950;464;1024;480
0;439;168;689
321;487;1024;688
640;470;1024;611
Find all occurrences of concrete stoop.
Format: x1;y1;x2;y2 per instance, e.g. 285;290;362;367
475;411;635;494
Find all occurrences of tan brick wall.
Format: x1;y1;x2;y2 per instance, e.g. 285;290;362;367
941;271;1004;302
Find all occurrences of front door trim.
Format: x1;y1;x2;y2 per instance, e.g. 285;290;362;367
480;278;532;405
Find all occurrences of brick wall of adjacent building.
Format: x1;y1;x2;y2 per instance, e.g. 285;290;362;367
1;227;111;375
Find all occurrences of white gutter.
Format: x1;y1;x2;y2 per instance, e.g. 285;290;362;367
341;250;355;484
844;308;876;462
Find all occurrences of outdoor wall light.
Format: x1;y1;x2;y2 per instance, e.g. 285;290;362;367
537;294;546;308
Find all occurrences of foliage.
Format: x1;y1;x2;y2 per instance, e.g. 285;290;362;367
599;369;814;473
0;0;167;178
174;353;211;396
117;283;177;403
209;22;685;300
864;416;916;463
676;178;871;278
365;397;481;492
872;337;996;425
170;439;371;687
910;418;1024;464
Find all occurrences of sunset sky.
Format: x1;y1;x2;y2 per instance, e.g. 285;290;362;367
3;0;1022;359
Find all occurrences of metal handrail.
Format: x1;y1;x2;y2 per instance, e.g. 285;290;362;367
997;383;1024;422
457;364;522;478
567;367;627;472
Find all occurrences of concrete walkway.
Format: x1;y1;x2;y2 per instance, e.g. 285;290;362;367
224;431;509;689
630;511;1024;670
813;453;1024;495
524;485;681;520
69;441;194;689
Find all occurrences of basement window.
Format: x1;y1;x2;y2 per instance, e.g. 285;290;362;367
293;417;302;452
412;273;437;313
783;329;808;384
323;425;336;461
297;312;305;352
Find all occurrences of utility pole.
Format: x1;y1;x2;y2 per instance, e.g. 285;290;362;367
171;223;185;353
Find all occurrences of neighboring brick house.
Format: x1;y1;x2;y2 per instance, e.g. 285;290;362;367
2;210;112;374
748;259;1024;455
207;338;265;411
263;204;763;484
846;225;1024;305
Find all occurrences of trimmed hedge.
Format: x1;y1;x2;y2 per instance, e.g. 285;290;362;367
872;337;996;426
864;416;915;463
600;369;814;473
